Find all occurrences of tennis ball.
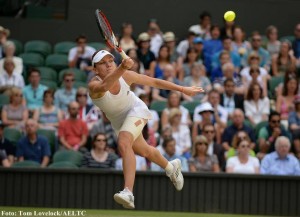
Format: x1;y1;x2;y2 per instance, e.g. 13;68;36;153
224;11;236;22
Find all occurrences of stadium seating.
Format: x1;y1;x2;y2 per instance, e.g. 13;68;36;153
280;35;295;43
45;54;68;71
268;76;284;99
19;53;45;69
24;40;52;57
73;81;87;89
181;101;200;116
36;66;57;82
12;160;40;168
53;150;83;166
40;80;58;90
48;161;78;168
37;129;57;154
0;94;10;109
150;101;167;115
54;41;76;55
10;39;23;55
3;128;22;146
88;42;106;50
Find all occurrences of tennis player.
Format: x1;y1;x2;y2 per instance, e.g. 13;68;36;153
88;50;204;209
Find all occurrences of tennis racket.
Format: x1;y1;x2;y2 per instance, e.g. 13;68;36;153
95;9;128;59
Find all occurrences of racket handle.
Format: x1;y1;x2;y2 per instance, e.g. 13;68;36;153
119;49;129;59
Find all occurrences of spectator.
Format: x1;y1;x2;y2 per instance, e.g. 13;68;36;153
16;119;51;167
222;109;256;152
243;31;270;70
292;23;300;65
180;47;203;79
75;87;100;130
1;87;28;130
163;31;180;64
168;108;192;158
161;91;191;128
260;136;300;175
147;19;163;57
220;19;235;39
58;101;88;153
119;22;136;52
148;45;172;78
136;32;156;75
291;130;300;160
115;154;147;171
202;123;225;170
288;94;300;132
0;57;24;91
231;26;251;66
81;133;118;168
151;137;188;172
33;89;63;131
0;41;23;76
54;72;77;113
192;37;205;64
0;26;9;59
156;125;173;154
23;68;48;113
139;94;159;134
183;62;211;102
271;40;297;77
210;50;231;83
265;25;281;57
220;78;244;118
244;82;270;126
258;111;290;160
176;31;197;58
68;35;96;72
0;121;15;165
188;11;212;40
188;135;220;172
226;139;260;174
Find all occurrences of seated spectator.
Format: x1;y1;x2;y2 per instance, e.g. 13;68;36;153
68;34;96;72
213;62;244;95
291;130;300;160
220;78;244;118
119;22;137;52
58;101;88;153
148;45;172;78
244;82;270;126
76;87;100;130
81;133;118;169
142;124;157;148
147;19;163;58
265;25;281;57
292;23;300;65
54;72;77;113
231;26;251;66
201;123;225;170
260;136;300;175
210;51;231;83
156;125;173;154
240;53;269;96
271;40;297;77
151;137;188;172
258;111;291;160
188;135;220;172
0;57;24;92
33;89;63;131
188;11;212;40
183;63;211;102
163;31;180;64
176;31;197;59
222;109;256;152
0;26;9;59
115;155;147;171
226;131;256;159
276;75;298;127
180;47;203;79
289;95;300;132
0;121;15;165
23;68;48;113
16;119;51;167
161;91;191;128
0;41;23;76
226;139;260;174
1;87;28;130
168;108;192;158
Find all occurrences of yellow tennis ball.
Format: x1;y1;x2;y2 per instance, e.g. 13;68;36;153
224;11;236;22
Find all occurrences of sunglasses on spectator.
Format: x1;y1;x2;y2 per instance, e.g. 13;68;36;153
250;70;259;73
65;79;75;82
271;120;280;124
96;139;106;142
204;130;214;134
196;142;207;146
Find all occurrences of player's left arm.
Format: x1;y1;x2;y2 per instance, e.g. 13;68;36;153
123;71;205;96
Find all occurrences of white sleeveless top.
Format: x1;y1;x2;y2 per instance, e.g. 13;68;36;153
91;77;152;130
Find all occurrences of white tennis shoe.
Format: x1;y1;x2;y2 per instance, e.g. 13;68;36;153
113;187;135;209
167;159;184;191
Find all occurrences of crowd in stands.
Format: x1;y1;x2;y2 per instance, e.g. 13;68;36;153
0;11;300;176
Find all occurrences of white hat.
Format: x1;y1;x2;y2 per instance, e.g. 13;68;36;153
163;32;175;42
92;50;114;66
137;32;150;42
198;102;214;114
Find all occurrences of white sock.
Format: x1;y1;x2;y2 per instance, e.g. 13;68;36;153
165;162;174;174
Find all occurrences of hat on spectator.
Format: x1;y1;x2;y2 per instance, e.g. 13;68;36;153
168;108;182;121
294;94;300;104
163;32;176;42
137;32;150;42
0;26;10;37
193;37;203;44
198;102;214;114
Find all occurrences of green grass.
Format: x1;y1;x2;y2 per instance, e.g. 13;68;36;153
0;207;272;217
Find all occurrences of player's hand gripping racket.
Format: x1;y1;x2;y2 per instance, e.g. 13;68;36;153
95;9;128;59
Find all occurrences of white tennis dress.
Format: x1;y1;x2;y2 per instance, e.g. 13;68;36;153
91;76;152;132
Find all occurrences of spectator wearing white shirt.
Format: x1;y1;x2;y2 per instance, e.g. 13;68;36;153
188;11;212;40
0;41;23;76
147;19;163;58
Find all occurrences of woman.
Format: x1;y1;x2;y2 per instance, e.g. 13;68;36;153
244;82;270;126
231;26;251;66
33;89;63;130
226;139;260;174
148;45;172;78
119;22;136;52
88;49;203;208
1;87;28;130
276;75;298;124
271;40;297;77
0;41;23;76
81;133;118;168
181;47;202;79
226;131;256;159
183;63;211;102
188;135;220;172
265;25;281;57
161;91;191;128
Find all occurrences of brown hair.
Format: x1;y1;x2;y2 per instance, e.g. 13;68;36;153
92;132;107;149
246;81;263;100
192;135;208;157
231;131;251;149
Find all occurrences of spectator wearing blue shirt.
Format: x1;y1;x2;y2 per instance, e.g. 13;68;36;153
288;94;300;132
23;68;48;112
16;119;51;167
292;23;300;61
260;136;300;175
